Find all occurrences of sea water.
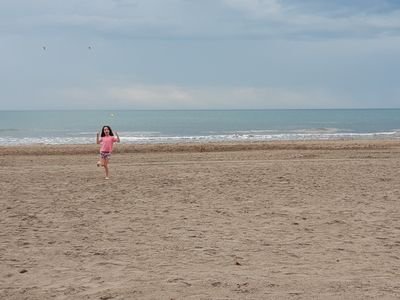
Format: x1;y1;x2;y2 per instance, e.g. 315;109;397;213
0;109;399;145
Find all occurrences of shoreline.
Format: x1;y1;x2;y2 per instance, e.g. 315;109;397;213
1;139;399;156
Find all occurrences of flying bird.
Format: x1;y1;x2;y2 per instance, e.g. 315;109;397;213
42;46;46;50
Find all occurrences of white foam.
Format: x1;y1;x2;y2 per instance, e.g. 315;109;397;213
1;130;399;145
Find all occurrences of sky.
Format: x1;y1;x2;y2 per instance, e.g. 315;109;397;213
1;0;400;110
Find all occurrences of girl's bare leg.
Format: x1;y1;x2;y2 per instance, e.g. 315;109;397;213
103;159;109;179
100;158;105;167
98;156;105;167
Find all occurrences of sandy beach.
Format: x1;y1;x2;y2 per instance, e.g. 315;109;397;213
1;140;400;299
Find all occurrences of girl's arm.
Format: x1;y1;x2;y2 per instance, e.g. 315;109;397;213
96;132;100;144
115;131;120;143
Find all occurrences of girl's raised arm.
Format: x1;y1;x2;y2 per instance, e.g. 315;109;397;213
96;132;100;144
115;131;120;143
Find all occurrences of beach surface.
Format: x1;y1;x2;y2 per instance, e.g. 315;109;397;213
1;140;400;299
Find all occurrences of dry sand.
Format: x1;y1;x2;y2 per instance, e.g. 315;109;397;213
1;140;400;299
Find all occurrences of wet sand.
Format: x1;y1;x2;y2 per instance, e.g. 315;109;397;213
1;140;400;299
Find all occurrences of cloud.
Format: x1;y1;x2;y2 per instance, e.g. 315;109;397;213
107;85;195;108
2;0;400;40
39;83;350;110
1;1;400;110
222;0;283;18
221;0;400;39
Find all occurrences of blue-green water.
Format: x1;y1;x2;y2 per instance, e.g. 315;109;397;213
0;109;399;145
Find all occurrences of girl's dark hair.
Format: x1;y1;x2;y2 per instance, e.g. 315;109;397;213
101;125;114;137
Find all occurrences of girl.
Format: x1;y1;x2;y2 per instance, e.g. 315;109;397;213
96;125;120;179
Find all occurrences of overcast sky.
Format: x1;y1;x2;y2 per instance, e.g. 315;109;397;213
1;0;400;109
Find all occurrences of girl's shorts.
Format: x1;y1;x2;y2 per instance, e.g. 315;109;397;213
100;151;111;160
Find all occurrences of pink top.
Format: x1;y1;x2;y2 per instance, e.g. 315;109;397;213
99;136;118;153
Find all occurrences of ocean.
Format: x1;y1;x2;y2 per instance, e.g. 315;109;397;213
0;109;399;145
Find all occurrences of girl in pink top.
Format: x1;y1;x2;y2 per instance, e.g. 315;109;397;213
96;125;120;179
